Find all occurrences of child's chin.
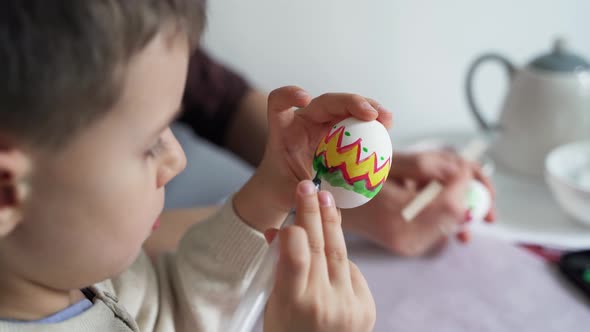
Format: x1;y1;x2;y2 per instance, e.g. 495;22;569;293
115;249;145;274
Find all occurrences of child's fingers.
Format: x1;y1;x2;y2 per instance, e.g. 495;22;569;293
365;98;393;129
349;261;377;330
349;261;372;301
275;226;311;299
267;86;312;118
295;180;328;279
318;191;351;287
297;93;379;124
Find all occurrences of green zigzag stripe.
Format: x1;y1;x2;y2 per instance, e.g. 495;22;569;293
313;155;382;199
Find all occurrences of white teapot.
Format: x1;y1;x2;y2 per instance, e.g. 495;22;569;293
466;39;590;177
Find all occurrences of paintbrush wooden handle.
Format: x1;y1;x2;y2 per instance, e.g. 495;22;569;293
401;139;488;222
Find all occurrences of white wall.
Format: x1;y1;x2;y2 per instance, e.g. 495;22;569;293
202;0;590;140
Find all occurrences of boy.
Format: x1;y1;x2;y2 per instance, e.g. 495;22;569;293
0;1;391;331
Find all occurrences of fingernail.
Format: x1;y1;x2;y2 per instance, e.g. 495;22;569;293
295;90;310;99
318;191;333;207
361;101;378;113
457;231;470;244
298;180;316;195
376;103;392;113
484;209;496;223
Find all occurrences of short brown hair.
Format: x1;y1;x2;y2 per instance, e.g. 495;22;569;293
0;0;205;148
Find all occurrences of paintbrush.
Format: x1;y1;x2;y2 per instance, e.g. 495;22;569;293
225;176;321;332
401;139;489;222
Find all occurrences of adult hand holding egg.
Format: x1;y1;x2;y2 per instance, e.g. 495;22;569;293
342;149;496;256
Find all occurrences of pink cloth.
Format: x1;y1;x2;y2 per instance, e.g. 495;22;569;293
253;234;590;331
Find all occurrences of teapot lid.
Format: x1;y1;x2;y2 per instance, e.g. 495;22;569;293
528;39;590;72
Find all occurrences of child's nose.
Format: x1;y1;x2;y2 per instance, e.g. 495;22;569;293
156;130;187;189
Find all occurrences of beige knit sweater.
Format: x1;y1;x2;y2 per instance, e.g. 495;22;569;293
0;199;269;332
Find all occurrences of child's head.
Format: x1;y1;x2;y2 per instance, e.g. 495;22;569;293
0;1;203;291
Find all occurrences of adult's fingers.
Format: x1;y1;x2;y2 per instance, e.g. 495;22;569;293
410;168;471;248
389;151;459;184
471;162;496;199
457;229;471;243
470;162;496;222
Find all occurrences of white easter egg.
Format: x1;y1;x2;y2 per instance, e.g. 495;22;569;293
465;180;492;222
313;118;392;209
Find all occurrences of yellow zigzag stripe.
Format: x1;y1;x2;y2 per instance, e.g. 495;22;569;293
316;127;391;189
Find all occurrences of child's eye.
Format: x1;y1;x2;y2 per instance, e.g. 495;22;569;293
146;138;165;158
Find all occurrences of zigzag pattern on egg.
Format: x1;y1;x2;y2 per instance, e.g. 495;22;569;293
314;125;391;191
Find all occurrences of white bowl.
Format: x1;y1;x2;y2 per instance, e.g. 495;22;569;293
545;140;590;226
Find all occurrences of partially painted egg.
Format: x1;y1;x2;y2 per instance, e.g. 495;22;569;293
313;118;392;209
464;180;492;222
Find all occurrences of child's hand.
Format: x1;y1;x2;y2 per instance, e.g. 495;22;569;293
234;86;391;232
264;180;376;332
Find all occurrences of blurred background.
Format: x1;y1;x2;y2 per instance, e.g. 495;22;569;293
192;3;590;329
202;0;590;139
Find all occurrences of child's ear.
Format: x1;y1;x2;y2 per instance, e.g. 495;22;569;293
0;147;31;237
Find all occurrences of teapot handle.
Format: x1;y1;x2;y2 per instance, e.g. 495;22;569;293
465;54;516;132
